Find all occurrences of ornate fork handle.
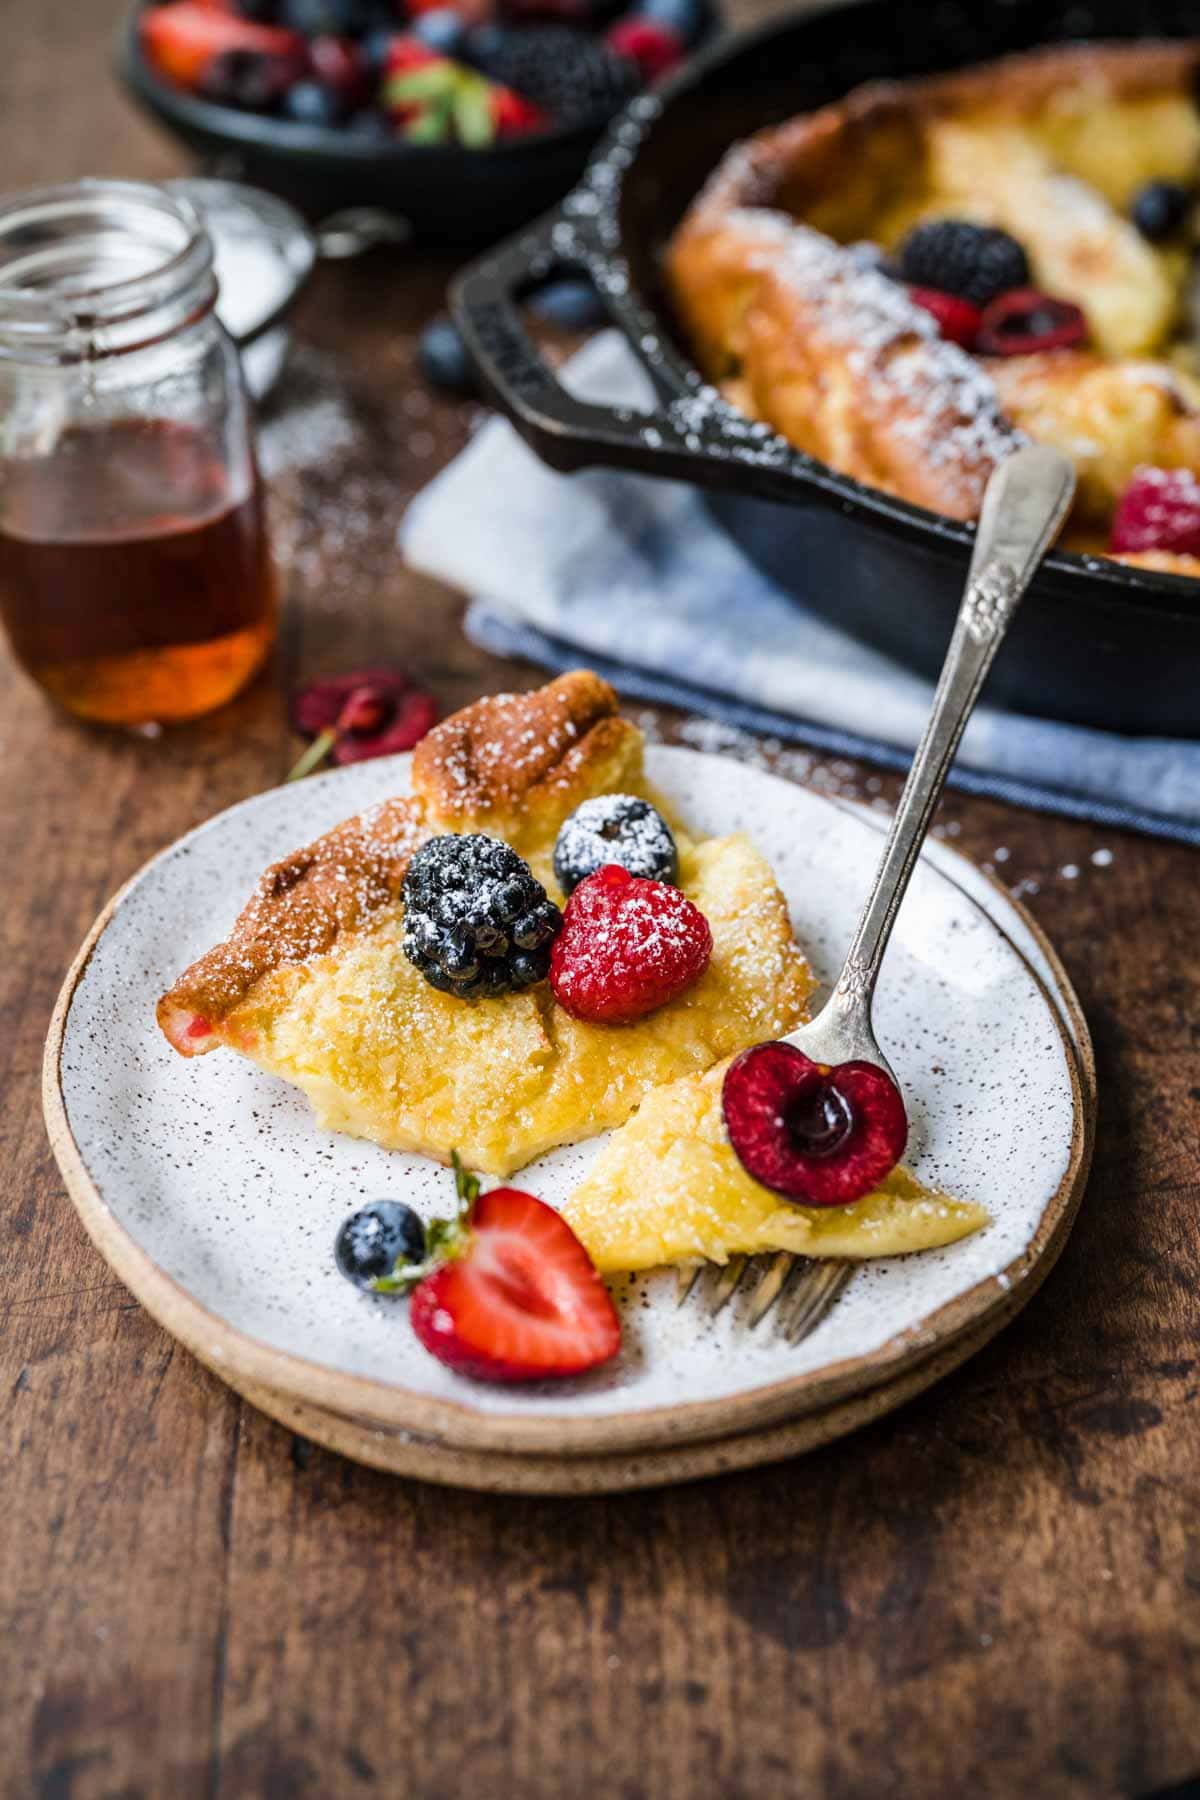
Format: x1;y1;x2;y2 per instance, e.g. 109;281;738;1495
827;447;1076;1047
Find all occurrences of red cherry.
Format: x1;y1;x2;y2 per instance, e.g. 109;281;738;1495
975;288;1088;356
287;667;438;779
331;688;439;762
722;1042;908;1207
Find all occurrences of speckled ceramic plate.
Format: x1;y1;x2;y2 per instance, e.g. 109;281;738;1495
44;749;1090;1459
226;822;1093;1491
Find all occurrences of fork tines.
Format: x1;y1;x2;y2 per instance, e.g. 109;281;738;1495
676;1253;852;1344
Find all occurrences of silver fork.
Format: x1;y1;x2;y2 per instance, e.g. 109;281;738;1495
680;444;1077;1343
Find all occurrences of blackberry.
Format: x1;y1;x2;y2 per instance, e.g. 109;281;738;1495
465;25;638;127
553;795;679;895
898;221;1030;309
197;48;296;111
402;835;562;999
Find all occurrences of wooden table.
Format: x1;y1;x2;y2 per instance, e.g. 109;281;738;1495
4;4;1200;1794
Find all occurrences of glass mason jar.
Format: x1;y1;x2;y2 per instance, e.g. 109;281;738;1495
0;180;276;726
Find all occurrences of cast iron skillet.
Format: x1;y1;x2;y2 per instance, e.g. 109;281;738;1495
452;0;1200;736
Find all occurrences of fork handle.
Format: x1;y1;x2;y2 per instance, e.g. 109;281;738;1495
830;446;1076;1016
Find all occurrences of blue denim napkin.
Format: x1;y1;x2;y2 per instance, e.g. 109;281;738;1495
402;332;1200;845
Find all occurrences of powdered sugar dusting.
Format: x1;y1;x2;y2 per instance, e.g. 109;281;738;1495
761;218;1024;480
552;869;712;1022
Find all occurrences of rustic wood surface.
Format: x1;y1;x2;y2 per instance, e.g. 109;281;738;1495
3;3;1199;1795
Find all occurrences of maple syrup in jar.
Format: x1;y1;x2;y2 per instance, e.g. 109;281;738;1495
0;181;275;725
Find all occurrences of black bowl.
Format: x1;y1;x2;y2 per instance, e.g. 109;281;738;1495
117;1;690;245
454;0;1200;736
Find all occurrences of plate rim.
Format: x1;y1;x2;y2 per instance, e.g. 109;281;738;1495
43;749;1095;1458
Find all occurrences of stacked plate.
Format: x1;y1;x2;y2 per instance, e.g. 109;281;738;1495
44;750;1094;1493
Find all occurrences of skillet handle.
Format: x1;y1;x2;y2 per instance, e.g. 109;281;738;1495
450;205;793;488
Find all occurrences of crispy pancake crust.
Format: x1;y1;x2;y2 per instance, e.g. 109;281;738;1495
157;672;640;1055
156;672;812;1177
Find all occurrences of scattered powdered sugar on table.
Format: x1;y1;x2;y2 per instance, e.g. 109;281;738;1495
256;346;426;623
640;710;886;808
639;708;1121;908
256;348;359;479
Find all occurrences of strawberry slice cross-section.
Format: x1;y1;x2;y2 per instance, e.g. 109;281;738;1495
409;1183;621;1383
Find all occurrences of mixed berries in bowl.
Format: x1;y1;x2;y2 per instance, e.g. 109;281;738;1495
121;0;717;240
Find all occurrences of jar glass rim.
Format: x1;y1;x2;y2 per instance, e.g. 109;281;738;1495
0;178;216;362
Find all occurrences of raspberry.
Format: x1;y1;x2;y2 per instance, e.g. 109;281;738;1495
975;289;1088;357
721;1043;908;1208
606;16;684;82
549;864;712;1024
1110;465;1200;556
908;287;982;348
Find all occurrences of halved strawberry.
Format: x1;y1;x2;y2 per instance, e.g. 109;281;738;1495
378;1160;620;1382
140;1;304;91
384;34;441;76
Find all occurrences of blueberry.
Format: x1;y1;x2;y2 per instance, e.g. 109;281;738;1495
336;1200;426;1289
345;106;393;141
531;278;606;330
281;79;343;125
418;316;478;397
360;25;397;72
282;0;386;36
554;794;679;894
413;7;465;55
630;0;708;44
1132;180;1193;243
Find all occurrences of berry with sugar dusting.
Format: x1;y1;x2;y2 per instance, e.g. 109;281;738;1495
335;1200;426;1289
550;864;711;1024
1110;465;1200;556
722;1042;908;1208
403;835;562;1000
553;794;678;895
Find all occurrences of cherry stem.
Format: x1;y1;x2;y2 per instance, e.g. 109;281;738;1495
285;726;338;784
